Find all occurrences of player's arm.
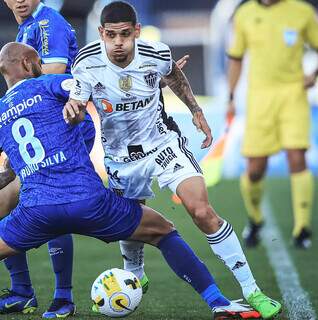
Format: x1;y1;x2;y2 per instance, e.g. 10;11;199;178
160;55;189;88
227;57;243;116
303;6;318;89
164;61;212;148
0;158;16;190
42;63;67;74
226;9;246;116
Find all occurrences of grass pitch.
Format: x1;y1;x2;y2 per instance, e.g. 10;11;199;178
0;178;317;319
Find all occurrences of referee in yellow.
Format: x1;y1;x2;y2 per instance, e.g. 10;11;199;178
227;0;318;249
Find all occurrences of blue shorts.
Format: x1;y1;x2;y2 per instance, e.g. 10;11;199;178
0;189;142;252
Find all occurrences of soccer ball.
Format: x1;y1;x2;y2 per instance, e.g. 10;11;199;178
91;268;143;318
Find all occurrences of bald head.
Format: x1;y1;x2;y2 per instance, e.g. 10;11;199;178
0;42;42;88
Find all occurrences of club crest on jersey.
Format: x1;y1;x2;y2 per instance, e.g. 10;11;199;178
144;71;158;89
119;75;132;92
283;29;298;47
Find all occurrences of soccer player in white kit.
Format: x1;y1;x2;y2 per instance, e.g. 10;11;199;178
63;2;281;318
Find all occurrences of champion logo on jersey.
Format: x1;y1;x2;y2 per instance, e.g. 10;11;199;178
94;82;106;93
144;71;158;89
119;75;132;92
173;163;184;173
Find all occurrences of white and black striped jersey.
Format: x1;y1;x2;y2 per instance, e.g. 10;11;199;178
70;38;181;161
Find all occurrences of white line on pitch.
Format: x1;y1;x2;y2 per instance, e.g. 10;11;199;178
261;198;316;320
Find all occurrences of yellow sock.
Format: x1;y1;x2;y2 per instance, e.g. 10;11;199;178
291;170;314;237
240;174;264;225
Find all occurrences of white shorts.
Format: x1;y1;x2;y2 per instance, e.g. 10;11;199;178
105;136;203;199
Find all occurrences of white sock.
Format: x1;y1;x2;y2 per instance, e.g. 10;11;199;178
206;220;259;298
119;240;145;280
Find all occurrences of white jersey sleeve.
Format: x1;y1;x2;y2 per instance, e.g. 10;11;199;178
69;41;102;101
136;40;173;77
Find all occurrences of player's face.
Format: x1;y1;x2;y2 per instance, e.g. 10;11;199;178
4;0;40;19
99;22;141;67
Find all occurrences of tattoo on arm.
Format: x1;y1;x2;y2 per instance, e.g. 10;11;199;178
164;61;202;114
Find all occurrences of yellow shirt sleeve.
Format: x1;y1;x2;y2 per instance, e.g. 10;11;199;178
304;7;318;49
227;11;246;59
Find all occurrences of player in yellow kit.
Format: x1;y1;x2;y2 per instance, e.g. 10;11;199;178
227;0;318;248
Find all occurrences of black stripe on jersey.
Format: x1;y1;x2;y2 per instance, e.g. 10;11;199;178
139;52;171;62
138;47;171;57
178;137;202;174
73;46;101;67
78;42;101;55
137;44;155;50
159;89;181;137
139;49;171;59
72;50;102;69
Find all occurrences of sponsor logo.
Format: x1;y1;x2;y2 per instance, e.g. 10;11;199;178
155;147;177;169
0;95;42;128
232;261;247;271
106;166;120;183
61;79;74;91
123;145;158;163
119;75;132;92
101;99;113;113
139;62;157;69
74;79;82;96
86;64;107;70
5;301;21;309
39;19;50;55
101;95;155;113
156;104;167;135
94;82;106;94
144;71;158;88
121;93;137;102
173;163;184;173
48;247;64;256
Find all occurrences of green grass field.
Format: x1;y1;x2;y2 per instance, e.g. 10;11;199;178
0;178;317;319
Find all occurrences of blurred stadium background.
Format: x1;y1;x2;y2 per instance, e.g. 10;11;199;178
1;1;318;319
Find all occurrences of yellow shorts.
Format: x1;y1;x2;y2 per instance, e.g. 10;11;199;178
242;83;310;157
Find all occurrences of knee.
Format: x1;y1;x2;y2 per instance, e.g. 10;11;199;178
248;169;264;182
148;220;175;246
190;203;219;228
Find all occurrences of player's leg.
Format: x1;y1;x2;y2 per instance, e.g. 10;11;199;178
240;156;268;247
175;176;281;318
0;240;38;315
106;160;151;290
119;200;148;293
43;235;75;318
0;177;20;218
128;204;261;318
286;148;313;248
0;178;37;314
42;122;96;318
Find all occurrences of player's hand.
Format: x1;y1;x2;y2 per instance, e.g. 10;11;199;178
192;109;213;149
304;72;317;89
63;100;86;125
176;54;189;70
227;100;236;119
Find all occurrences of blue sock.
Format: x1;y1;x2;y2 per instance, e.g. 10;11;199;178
4;253;34;297
48;234;73;302
158;230;230;309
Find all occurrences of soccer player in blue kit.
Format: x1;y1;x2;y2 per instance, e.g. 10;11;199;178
0;0;95;317
0;42;261;319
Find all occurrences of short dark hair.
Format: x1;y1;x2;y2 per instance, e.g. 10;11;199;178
100;1;137;26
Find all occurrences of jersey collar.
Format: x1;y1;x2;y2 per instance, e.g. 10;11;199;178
6;79;27;94
101;40;139;72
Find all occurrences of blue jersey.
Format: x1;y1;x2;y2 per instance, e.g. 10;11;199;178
0;74;103;207
16;3;77;74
